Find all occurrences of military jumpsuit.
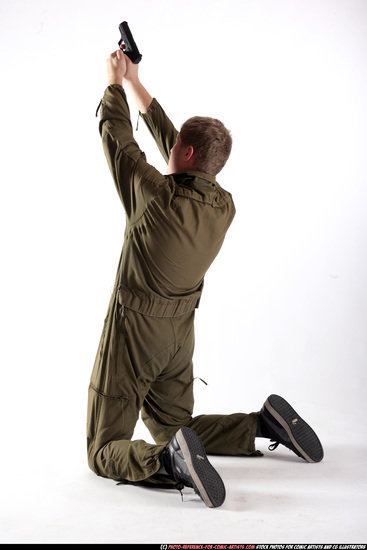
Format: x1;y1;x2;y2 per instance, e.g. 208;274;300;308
87;84;260;485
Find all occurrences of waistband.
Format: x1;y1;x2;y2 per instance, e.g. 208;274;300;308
116;284;202;318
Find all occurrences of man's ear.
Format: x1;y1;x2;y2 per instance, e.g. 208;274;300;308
184;145;194;162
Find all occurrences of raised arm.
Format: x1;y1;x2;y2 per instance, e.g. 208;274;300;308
108;51;178;165
122;56;153;114
100;51;167;219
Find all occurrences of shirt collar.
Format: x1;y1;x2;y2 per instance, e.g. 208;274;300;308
173;170;217;189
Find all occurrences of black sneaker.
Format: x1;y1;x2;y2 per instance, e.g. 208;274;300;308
160;426;226;508
258;394;324;463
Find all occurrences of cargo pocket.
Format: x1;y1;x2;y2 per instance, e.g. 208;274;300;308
87;383;133;474
89;310;112;392
87;384;101;444
87;383;130;443
113;304;128;380
99;314;109;361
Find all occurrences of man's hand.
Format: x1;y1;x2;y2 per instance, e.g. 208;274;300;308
106;48;152;113
106;49;127;86
123;53;139;86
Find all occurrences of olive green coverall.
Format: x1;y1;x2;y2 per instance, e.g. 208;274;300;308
87;84;260;485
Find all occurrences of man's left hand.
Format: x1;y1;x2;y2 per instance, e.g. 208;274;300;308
107;49;127;86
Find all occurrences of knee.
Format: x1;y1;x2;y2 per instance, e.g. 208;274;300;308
141;407;192;445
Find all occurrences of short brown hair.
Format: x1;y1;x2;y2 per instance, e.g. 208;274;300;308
179;116;232;176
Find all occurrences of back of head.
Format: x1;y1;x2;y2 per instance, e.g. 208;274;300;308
179;116;232;176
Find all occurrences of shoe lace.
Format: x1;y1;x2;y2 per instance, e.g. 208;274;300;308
268;440;280;452
268;439;304;460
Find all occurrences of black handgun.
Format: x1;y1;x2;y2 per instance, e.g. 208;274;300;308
118;21;142;64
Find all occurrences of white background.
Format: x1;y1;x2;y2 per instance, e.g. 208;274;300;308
0;0;366;544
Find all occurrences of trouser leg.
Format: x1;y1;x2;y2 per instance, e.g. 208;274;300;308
87;384;165;481
141;312;261;457
87;296;176;482
141;313;195;443
187;413;260;456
